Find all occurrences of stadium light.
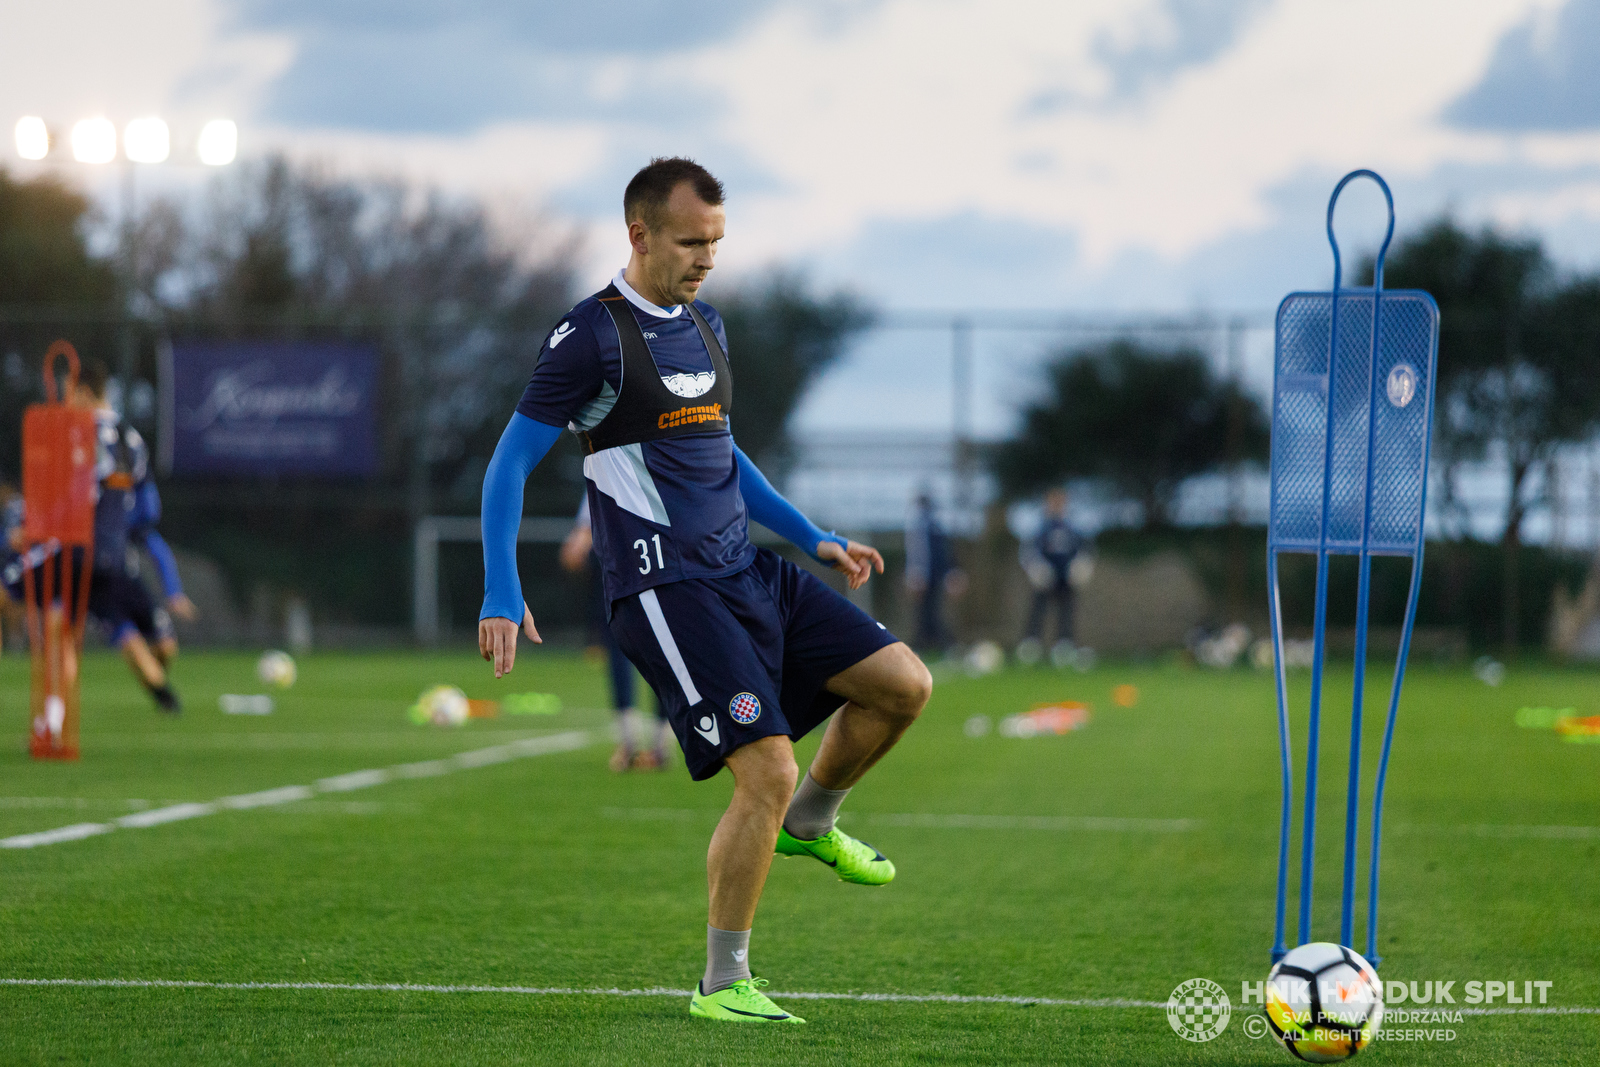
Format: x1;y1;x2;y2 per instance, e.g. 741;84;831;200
123;117;170;164
70;117;117;164
14;116;49;160
197;119;237;166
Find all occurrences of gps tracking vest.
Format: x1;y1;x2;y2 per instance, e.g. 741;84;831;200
577;283;732;455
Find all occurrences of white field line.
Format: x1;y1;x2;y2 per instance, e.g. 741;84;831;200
0;978;1593;1016
865;812;1198;833
600;807;1200;833
258;801;405;816
0;731;590;851
601;808;1600;841
1391;822;1600;841
317;769;390;792
0;798;154;810
79;725;604;751
0;824;115;848
220;786;315;810
393;758;454;779
0;977;1158;1008
117;803;216;829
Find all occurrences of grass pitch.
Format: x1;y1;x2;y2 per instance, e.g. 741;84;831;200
0;645;1596;1065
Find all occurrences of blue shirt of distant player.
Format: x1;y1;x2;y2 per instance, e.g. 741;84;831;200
515;271;754;604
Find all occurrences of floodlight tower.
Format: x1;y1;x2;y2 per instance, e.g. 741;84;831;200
11;113;238;397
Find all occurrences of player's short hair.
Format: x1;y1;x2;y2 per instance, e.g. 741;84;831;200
80;358;111;399
624;157;724;230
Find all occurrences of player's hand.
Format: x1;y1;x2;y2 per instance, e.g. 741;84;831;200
479;604;541;678
167;593;198;621
817;539;884;591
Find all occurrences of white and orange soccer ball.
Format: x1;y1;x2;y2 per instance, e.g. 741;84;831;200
1265;942;1384;1061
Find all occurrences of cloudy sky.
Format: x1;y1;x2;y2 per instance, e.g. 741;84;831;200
7;0;1600;442
11;0;1600;302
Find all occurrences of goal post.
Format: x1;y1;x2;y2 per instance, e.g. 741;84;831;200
412;516;573;645
410;516;838;646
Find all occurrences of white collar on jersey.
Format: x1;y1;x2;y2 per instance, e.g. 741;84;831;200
613;270;684;319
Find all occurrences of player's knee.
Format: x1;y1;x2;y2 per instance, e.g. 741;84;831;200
730;736;798;804
882;651;932;726
772;751;799;799
763;741;799;794
899;661;933;722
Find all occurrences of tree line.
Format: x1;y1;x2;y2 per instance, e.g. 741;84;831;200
4;158;1597;642
991;219;1600;652
0;160;866;626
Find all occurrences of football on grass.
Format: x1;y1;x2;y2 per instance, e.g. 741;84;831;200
256;650;297;688
1265;942;1384;1061
413;685;470;727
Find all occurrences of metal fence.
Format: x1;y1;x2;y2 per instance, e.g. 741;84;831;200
782;312;1600;554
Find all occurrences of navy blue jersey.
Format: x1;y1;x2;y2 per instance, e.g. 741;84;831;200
516;272;755;604
91;408;149;574
1022;516;1086;589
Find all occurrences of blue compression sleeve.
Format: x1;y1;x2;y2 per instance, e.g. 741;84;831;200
480;413;564;622
127;483;180;596
734;445;847;562
142;530;183;598
131;481;162;527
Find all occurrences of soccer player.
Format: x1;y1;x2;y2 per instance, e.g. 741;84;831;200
1016;487;1088;666
73;361;190;712
904;490;955;651
479;158;931;1025
558;497;672;771
1;483;79;689
1;483;34;647
125;471;198;629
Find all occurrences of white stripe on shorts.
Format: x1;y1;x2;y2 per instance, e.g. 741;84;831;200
638;589;703;706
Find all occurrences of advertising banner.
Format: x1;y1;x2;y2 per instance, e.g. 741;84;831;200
161;339;378;476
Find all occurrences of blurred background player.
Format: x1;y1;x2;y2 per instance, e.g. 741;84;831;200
2;481;79;687
559;496;672;771
1016;487;1088;666
1;483;24;648
125;459;197;628
74;359;193;712
904;490;956;653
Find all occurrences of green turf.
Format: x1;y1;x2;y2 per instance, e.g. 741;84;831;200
0;646;1596;1064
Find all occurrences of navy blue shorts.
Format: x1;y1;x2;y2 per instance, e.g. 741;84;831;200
88;568;172;648
609;547;899;781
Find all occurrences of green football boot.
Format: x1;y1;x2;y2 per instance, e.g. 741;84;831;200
775;825;896;886
690;978;806;1023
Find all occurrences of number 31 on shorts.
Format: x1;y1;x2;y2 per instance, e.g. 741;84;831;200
634;534;665;575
